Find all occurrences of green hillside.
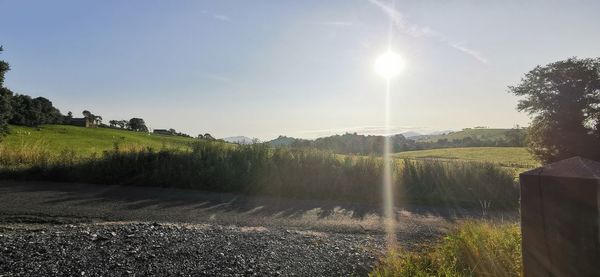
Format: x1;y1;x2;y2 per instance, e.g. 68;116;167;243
394;147;539;169
2;125;196;156
413;128;522;143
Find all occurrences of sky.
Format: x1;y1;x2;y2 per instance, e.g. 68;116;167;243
1;0;599;140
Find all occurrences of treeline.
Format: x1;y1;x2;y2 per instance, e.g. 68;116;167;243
0;49;58;130
0;47;155;136
5;94;63;126
270;129;526;155
280;133;415;154
1;47;66;133
105;117;149;132
0;47;11;136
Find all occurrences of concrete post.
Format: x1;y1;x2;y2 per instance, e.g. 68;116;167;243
520;156;600;276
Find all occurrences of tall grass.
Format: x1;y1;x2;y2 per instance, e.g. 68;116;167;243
401;160;519;209
0;140;519;209
0;140;158;168
0;141;53;167
370;221;522;277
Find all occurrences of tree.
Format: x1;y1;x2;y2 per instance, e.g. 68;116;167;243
509;57;600;163
9;95;61;126
9;95;34;125
504;126;526;147
129;118;148;132
109;120;118;128
119;120;128;129
94;115;102;126
81;110;104;126
0;46;12;136
203;133;215;140
33;97;62;124
64;111;73;123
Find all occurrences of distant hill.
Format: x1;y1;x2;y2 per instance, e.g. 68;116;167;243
427;130;455;135
223;136;256;144
268;133;414;154
267;135;307;147
266;128;526;155
400;131;422;138
411;128;524;143
3;125;198;157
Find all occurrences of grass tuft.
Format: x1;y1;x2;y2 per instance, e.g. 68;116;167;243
370;221;522;277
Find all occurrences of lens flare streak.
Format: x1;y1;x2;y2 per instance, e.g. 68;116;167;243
383;78;396;247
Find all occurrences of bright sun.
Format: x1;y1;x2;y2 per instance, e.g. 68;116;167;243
374;51;405;79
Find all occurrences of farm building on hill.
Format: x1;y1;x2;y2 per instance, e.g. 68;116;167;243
153;129;173;135
69;118;93;128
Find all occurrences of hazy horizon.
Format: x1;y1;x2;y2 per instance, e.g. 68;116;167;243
2;0;599;140
225;128;460;141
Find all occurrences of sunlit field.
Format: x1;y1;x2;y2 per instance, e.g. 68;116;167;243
394;147;539;169
3;125;195;157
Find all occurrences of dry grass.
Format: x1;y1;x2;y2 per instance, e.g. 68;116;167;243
0;141;53;167
0;140;166;168
370;221;522;277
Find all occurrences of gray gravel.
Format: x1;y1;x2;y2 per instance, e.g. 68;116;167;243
1;222;382;276
0;180;467;276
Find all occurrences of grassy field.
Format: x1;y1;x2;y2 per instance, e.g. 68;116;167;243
394;147;539;169
1;137;519;209
2;125;196;156
0;125;521;209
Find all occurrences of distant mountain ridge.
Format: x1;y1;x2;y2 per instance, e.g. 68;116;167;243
265;128;526;154
268;135;308;147
223;136;257;144
400;131;422;138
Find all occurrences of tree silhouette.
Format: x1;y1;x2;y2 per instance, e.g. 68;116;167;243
0;46;12;136
509;57;600;163
128;118;148;132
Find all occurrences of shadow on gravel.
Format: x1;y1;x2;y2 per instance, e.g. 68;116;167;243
0;180;516;227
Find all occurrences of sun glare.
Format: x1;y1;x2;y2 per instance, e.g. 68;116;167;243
374;51;404;79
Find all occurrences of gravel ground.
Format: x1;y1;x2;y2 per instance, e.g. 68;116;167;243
1;222;383;276
0;180;484;276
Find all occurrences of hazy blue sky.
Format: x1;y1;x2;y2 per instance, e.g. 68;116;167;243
1;0;599;140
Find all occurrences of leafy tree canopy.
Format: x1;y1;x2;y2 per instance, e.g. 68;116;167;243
0;46;12;136
129;118;148;132
509;57;600;163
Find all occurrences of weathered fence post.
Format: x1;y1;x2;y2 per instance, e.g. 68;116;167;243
520;156;600;276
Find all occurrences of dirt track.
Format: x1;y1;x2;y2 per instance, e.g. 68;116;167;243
0;180;482;276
